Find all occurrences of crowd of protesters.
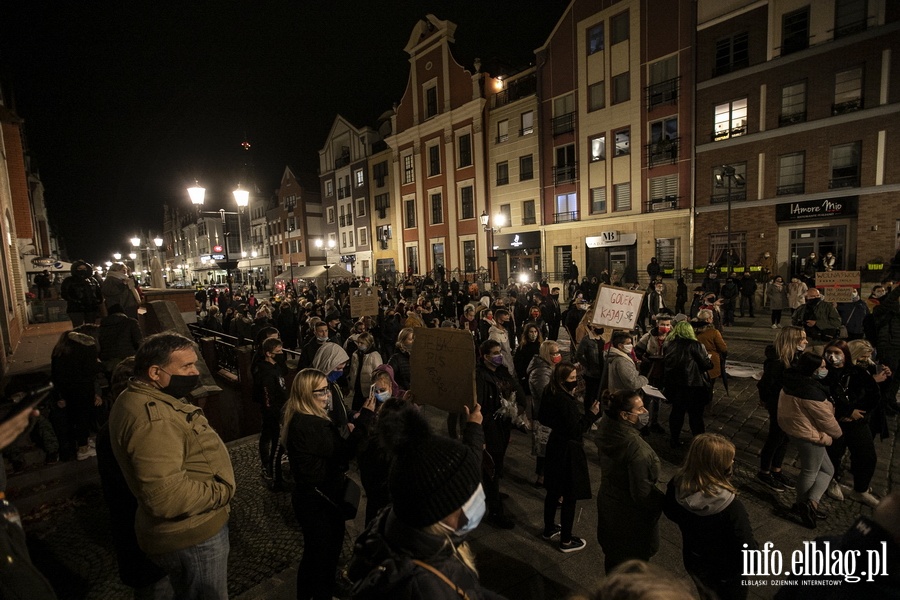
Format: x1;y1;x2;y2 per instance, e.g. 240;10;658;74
2;257;899;600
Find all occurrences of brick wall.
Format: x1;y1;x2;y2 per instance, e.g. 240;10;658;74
0;122;32;240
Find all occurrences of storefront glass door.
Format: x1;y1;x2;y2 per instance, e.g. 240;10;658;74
789;225;846;277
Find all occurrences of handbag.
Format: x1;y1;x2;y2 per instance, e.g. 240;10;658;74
316;475;361;521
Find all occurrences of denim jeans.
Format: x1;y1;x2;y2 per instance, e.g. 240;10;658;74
150;523;229;600
793;439;834;504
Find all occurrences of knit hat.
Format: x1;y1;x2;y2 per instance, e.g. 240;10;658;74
384;407;481;528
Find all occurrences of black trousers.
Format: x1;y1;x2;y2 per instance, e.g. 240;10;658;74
669;385;708;442
294;494;345;600
826;419;877;492
759;403;790;472
544;487;576;543
482;417;512;515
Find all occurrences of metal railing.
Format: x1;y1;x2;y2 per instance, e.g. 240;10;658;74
553;164;577;185
646;138;679;167
829;175;860;189
553;211;578;224
334;155;350;169
552;112;575;136
646;77;679;109
778;112;806;126
712;124;746;142
832;98;863;116
646;197;679;212
187;324;241;375
776;183;804;196
710;190;747;204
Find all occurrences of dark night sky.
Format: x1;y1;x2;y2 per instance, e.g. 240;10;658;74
0;1;571;264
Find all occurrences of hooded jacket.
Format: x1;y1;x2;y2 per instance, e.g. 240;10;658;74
777;369;842;445
663;479;757;584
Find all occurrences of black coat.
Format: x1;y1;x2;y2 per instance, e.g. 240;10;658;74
387;349;411;391
97;313;143;364
664;338;713;389
539;387;599;499
663;479;757;589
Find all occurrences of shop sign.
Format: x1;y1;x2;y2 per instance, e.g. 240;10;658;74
492;231;540;251
585;232;637;248
775;197;857;222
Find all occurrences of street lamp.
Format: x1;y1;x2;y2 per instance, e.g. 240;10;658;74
187;182;248;296
113;252;122;261
715;165;746;272
480;211;505;284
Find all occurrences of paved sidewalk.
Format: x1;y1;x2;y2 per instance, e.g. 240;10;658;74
7;316;899;599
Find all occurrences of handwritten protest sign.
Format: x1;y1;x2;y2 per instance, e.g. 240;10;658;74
589;285;645;330
410;327;476;412
349;284;379;317
816;271;860;303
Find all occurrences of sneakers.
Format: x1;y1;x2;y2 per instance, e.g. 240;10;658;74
848;489;880;508
76;446;97;461
559;536;587;553
541;524;562;541
771;323;778;329
756;471;785;492
826;480;845;501
772;471;796;490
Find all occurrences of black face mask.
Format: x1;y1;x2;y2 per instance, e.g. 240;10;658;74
806;298;820;306
562;380;578;392
160;372;200;399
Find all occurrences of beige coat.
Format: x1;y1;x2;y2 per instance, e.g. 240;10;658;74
777;390;842;446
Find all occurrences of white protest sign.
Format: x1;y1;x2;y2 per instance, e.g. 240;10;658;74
589;285;645;330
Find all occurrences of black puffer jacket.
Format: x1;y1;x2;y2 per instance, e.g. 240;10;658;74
349;509;507;600
663;337;713;388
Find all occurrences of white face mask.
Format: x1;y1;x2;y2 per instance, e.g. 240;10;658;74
622;344;634;354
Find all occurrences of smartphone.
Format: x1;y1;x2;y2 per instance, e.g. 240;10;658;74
0;382;54;426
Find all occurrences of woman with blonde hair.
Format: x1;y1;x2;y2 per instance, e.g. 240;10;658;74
755;325;806;492
282;368;375;600
387;327;414;391
664;433;757;600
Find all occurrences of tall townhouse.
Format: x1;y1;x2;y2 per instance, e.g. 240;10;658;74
486;67;543;284
240;193;273;286
693;0;900;281
386;15;494;279
318;116;377;279
538;0;695;287
369;135;400;283
269;167;323;283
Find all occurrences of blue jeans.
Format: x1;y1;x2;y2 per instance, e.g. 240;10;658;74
793;439;834;505
150;524;229;600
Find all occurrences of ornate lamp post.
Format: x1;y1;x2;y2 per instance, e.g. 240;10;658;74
480;211;505;284
187;182;248;296
715;165;746;271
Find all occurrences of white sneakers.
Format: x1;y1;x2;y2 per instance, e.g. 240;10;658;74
848;489;880;508
76;446;97;461
826;480;844;501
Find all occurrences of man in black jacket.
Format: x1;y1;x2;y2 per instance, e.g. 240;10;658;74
252;338;288;486
739;272;758;318
98;304;143;376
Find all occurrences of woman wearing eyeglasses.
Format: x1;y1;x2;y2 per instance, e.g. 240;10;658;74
282;368;376;600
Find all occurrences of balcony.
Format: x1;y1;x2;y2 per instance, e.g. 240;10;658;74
829;175;860;189
553;164;577;185
552;112;575;136
491;72;537;108
496;133;509;144
710;190;747;204
646;196;679;212
646;138;679;167
523;215;536;225
337;185;351;199
519;125;534;136
334;154;350;169
776;183;804;196
646;77;679;110
778;112;806;126
832;98;863;116
553;211;579;224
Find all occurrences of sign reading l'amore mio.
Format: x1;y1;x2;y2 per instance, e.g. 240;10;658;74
775;197;857;222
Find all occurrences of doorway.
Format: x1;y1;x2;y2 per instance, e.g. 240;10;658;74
586;244;637;284
789;225;846;277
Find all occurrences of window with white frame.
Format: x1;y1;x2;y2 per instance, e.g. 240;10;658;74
614;129;630;156
520;155;534;181
424;84;438;119
714;98;747;140
428;144;441;177
327;207;335;224
523;199;536;225
403;153;415;184
555;193;577;222
460;185;474;220
356;198;366;217
355;169;364;187
590;135;606;161
325;180;334;197
780;81;807;124
520;111;534;135
497;162;509;186
458;133;472;167
358;228;368;247
588;23;604;54
404;198;417;228
349;230;354;247
431;192;443;224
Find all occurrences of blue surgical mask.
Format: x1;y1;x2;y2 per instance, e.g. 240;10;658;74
327;370;342;382
374;390;390;403
813;368;829;379
442;484;486;536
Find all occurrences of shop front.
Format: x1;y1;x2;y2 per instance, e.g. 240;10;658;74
492;231;542;285
776;196;857;279
585;231;638;284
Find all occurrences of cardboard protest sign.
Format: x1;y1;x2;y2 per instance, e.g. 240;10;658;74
349;284;379;317
816;271;859;303
589;285;645;330
410;327;476;413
